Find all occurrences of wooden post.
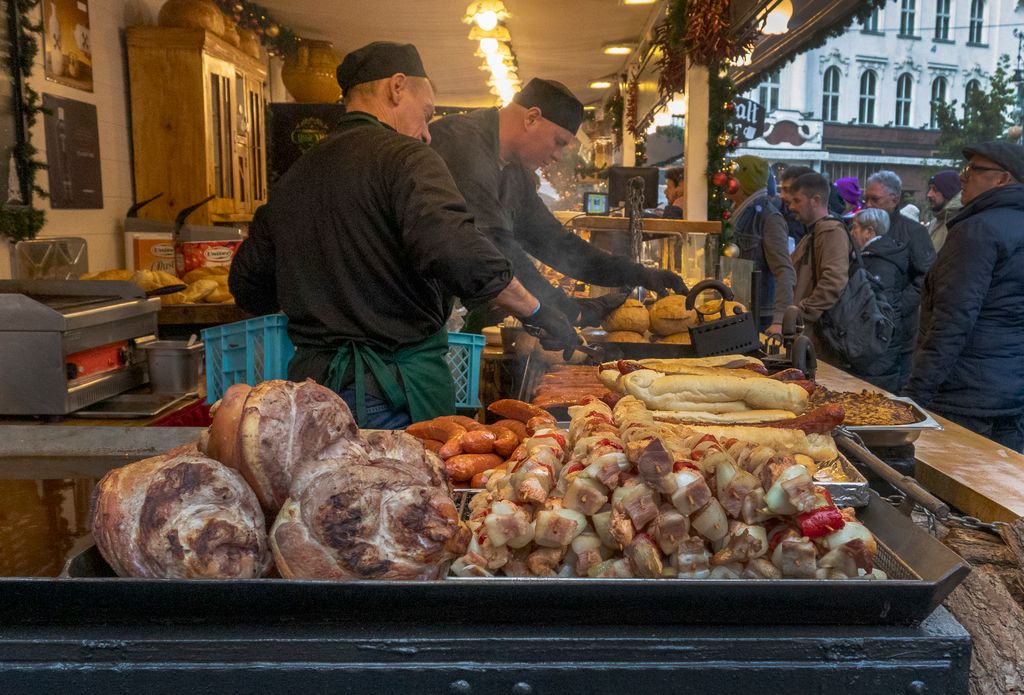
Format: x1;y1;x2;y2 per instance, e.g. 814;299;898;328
683;60;709;221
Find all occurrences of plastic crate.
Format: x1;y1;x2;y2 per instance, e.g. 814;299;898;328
203;314;484;409
202;314;294;402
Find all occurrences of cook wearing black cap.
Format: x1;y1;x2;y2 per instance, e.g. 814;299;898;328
230;42;578;427
429;78;688;331
906;140;1024;452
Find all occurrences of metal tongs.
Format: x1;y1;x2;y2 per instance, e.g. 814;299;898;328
521;324;603;361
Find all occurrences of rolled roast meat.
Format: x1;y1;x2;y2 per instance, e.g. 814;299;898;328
270;431;469;580
201;379;360;513
91;444;271;579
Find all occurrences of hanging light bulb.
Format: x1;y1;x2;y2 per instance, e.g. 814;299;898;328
475;10;498;30
762;0;792;35
479;37;499;55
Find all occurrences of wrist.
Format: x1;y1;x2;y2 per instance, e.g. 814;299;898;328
525;300;541;318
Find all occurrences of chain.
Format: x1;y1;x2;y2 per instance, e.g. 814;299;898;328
627;177;645;266
882;493;1009;536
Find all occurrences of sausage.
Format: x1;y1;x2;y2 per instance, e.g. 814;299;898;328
438;434;464;460
422;439;444;453
461;429;496;454
470;464;507;489
406;419;467;442
526;414;558;435
754;404;845;434
487;399;550;423
436;414;485;430
488;425;519;457
493;419;528;441
445;454;504;482
769;368;806;382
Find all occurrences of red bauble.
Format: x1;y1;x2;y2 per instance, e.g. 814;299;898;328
726;177;740;194
722;210;731;220
711;171;728;187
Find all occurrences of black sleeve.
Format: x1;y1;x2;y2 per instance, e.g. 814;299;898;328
901;221;937;316
512;171;645;287
228;205;279;315
389;144;512;307
479;225;580;318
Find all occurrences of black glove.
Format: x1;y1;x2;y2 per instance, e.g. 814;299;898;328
639;267;688;296
574;288;630;327
522;303;581;360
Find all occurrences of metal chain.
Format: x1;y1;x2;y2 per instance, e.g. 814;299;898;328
882;493;1009;536
627;177;645;266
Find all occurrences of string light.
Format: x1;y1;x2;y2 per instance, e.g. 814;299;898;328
464;1;518;105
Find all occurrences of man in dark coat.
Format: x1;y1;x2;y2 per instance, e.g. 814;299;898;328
229;42;578;427
864;170;936;390
849;208;909;392
429;79;687;329
905;141;1024;452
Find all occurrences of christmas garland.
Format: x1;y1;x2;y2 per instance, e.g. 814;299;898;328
213;0;301;57
603;92;624;148
707;64;739;249
0;0;48;243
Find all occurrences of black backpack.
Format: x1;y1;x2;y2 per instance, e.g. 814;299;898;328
810;221;897;370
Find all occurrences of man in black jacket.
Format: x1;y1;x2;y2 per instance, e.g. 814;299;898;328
905;141;1024;452
429;79;687;329
864;170;936;390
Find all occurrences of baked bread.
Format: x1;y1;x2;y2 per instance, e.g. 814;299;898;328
91;444;271;579
655;331;692;345
649;295;697;336
679;424;838;461
652;409;797;424
605;330;648;343
602;299;650;334
622;369;808;414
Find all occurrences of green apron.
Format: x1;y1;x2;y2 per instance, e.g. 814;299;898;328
300;327;454;427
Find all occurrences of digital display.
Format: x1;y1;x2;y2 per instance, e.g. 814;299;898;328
584;192;609;215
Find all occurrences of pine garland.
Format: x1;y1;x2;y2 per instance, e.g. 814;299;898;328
1;0;48;243
213;0;301;57
707;64;738;249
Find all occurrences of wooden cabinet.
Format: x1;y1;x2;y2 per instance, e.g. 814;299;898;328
127;27;267;225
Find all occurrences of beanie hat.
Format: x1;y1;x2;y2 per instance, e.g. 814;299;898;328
928;170;961;201
835;177;861;206
732;155;769;195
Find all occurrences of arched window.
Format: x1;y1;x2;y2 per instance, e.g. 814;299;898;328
895;73;913;127
822;67;840;122
968;0;985;44
859;70;877;124
900;0;916;37
930;76;947;129
934;0;950;40
964;79;981;120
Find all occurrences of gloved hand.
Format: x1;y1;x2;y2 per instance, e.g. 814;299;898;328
522;303;581;360
574;288;630;327
639;267;688;296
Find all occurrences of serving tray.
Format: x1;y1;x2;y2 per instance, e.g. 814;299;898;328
841;396;943;447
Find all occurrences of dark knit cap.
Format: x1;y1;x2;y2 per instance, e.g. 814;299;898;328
513;78;585;134
336;41;427;92
928;170;961;200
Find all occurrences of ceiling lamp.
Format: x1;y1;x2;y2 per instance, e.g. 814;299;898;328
589;79;613;89
463;1;510;31
468;24;512;43
762;0;792;35
602;40;636;56
623;0;656;5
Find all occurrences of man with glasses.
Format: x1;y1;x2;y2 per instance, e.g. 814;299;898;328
864;170;936;390
905;141;1024;452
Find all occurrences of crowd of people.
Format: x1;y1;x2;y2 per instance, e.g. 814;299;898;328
669;145;1024;451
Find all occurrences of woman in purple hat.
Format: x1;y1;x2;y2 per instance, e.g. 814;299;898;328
835;177;862;220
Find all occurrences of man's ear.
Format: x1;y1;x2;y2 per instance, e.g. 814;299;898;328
523;106;543;131
386;73;408;105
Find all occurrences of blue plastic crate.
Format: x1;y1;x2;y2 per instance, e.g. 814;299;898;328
203;314;484;409
202;314;294;402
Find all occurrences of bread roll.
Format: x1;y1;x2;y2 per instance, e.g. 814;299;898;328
629;355;763;370
204;286;234;303
602;299;650;334
605;330;647;343
622;369;808;414
655;331;691;345
649;295;697;336
182;278;220;303
652;409;797;424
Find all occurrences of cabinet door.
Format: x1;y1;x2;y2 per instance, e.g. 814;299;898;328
204;55;237;216
231;70;266;214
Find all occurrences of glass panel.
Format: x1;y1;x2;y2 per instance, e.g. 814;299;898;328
210;74;223;198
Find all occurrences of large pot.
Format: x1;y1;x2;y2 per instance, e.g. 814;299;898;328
157;0;225;37
281;40;342;103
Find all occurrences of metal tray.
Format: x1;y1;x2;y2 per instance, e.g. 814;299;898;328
815;454;870;507
43;494;968;627
841;396;943;447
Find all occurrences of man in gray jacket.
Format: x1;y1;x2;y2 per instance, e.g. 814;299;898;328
864;170;936;390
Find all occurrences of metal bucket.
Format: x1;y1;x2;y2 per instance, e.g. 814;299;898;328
141;340;203;393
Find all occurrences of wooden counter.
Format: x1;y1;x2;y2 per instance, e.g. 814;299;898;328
815;362;1024;523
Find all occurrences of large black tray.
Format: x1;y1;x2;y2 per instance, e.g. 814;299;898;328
0;494;967;628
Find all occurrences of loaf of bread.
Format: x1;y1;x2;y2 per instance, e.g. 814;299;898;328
604;330;648;343
680;424;838;461
602;299;650;334
649;295;697;336
622;369;808;414
652;408;797;424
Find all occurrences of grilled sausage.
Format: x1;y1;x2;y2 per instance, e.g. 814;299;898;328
445;454;504;482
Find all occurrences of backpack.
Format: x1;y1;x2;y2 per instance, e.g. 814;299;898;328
810;220;897;371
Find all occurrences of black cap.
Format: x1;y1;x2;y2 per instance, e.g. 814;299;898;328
513;78;585;134
336;41;428;92
963;140;1024;182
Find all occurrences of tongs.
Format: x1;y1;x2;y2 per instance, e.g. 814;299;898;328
521;324;604;361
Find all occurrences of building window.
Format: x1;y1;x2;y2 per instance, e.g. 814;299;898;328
895;74;913;127
968;0;985;44
930;76;947;128
822;67;840;122
900;0;916;37
964;79;981;120
862;8;879;32
758;70;780;112
934;0;950;40
859;70;877;124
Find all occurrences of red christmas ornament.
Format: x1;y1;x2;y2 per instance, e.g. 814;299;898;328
726;177;740;194
724;102;735;112
711;171;728;187
722;210;731;220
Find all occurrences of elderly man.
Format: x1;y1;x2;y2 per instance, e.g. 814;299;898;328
430;79;687;330
725;155;795;335
864;170;936;390
925;170;962;251
906;142;1024;452
229;42;577;427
